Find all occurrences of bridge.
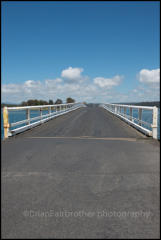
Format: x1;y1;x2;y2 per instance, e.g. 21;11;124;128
2;103;160;238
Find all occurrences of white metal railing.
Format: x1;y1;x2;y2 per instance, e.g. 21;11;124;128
100;103;158;139
3;102;86;139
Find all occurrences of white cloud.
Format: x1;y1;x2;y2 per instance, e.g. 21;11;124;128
2;66;160;104
61;67;84;81
2;84;22;94
139;68;160;84
24;80;36;87
129;68;160;102
127;82;160;102
132;89;138;93
93;75;122;88
45;78;63;87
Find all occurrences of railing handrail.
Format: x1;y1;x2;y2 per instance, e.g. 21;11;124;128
3;102;86;139
6;102;77;110
103;103;155;110
100;103;158;139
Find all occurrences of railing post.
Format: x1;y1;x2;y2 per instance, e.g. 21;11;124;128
3;107;10;139
124;107;126;117
138;109;142;126
40;108;42;123
49;106;51;116
119;106;121;115
130;108;133;121
152;106;158;139
26;109;30;125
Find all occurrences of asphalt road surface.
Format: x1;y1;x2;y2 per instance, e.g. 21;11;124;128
2;106;160;239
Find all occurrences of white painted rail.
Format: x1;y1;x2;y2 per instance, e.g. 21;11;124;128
100;103;158;139
3;102;86;139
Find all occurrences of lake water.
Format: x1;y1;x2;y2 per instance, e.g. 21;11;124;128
1;108;160;140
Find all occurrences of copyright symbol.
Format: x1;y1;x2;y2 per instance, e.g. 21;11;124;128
23;210;29;217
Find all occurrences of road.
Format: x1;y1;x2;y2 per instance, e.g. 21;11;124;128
2;106;160;239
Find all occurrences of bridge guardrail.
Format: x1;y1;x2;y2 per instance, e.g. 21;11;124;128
100;103;158;139
3;102;86;139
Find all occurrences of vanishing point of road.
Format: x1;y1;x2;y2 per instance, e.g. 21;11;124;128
2;105;160;239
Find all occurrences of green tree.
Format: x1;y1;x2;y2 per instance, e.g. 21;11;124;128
55;99;63;104
21;99;49;106
49;99;54;105
66;97;75;103
21;101;27;106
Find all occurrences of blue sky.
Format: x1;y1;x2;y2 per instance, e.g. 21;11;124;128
2;1;160;103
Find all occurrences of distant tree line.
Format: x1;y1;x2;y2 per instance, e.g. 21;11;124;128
21;99;50;106
1;103;18;108
1;97;76;107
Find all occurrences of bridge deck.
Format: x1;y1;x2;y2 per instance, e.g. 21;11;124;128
2;107;160;238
